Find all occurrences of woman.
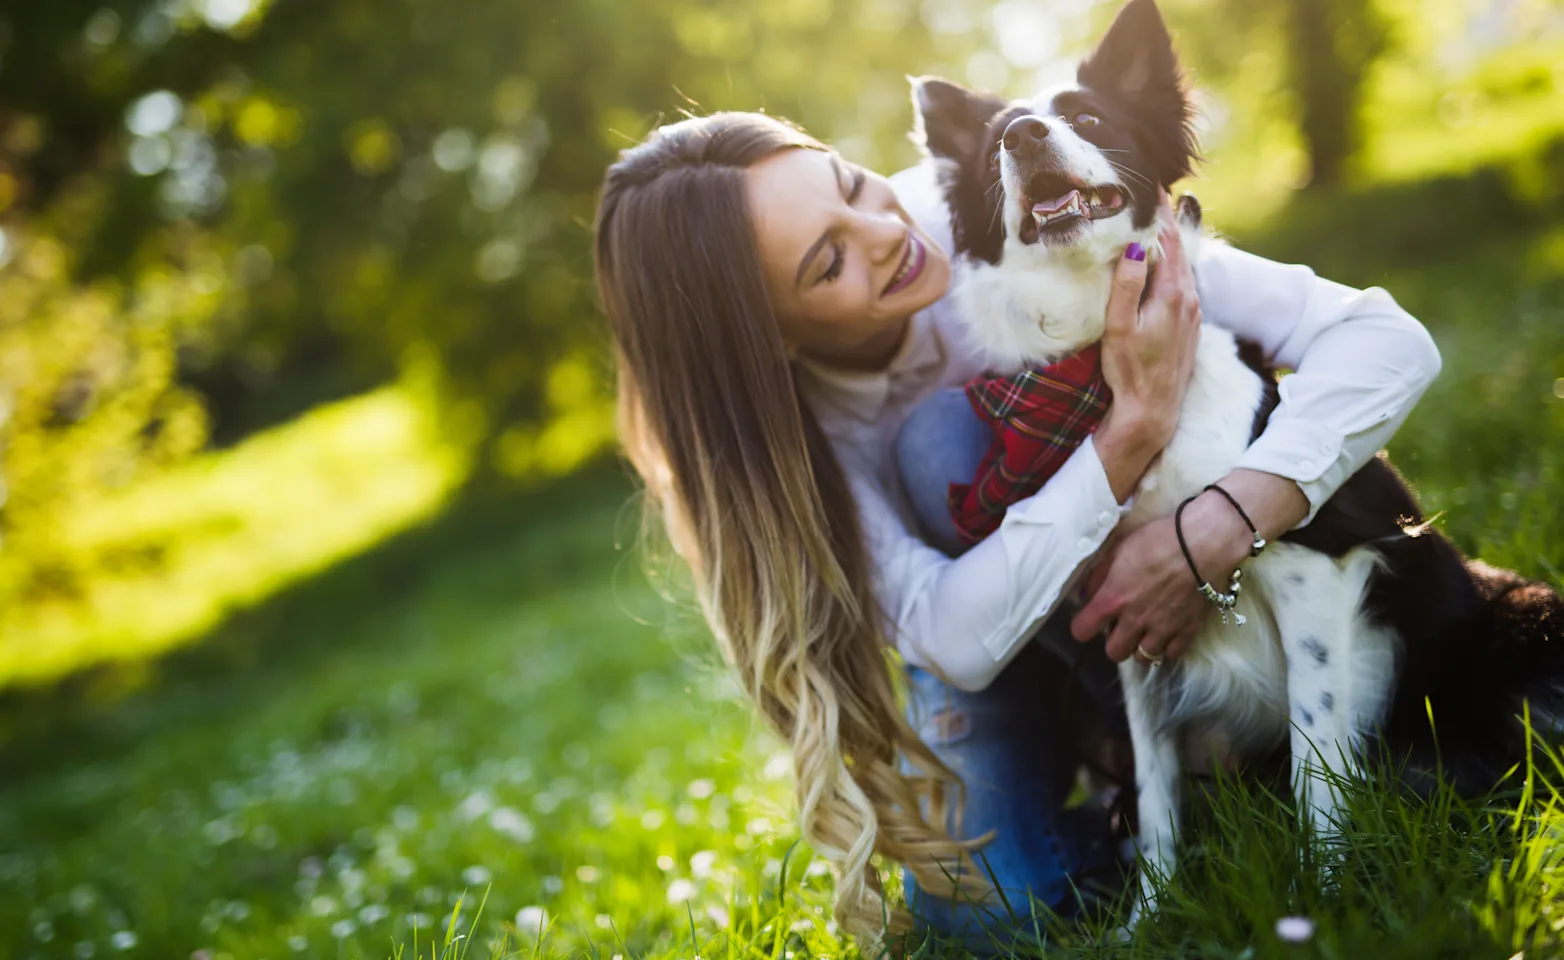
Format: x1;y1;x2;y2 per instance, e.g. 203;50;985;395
593;112;1439;946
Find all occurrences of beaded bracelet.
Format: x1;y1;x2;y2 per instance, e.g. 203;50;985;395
1173;495;1249;626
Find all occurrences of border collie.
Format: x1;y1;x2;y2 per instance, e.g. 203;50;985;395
911;0;1564;924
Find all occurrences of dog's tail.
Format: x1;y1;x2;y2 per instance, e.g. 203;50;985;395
1379;550;1564;796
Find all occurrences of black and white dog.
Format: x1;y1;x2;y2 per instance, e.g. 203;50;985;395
911;0;1564;923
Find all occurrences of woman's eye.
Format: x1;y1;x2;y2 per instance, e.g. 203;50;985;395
1074;113;1101;127
819;244;845;284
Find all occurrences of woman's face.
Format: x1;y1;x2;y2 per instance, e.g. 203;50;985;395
746;149;951;368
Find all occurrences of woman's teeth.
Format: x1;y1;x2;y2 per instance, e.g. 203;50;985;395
883;235;924;295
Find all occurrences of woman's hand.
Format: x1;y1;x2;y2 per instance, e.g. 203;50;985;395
1092;196;1204;502
1071;469;1313;662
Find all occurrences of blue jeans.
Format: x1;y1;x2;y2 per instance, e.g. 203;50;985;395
894;388;1124;950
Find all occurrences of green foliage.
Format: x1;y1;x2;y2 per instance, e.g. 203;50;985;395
0;220;215;613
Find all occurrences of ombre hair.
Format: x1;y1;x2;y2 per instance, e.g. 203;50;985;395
594;112;990;944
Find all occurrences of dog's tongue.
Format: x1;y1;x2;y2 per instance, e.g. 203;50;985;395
1033;190;1082;215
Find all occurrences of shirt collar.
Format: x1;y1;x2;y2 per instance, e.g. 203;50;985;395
794;308;947;423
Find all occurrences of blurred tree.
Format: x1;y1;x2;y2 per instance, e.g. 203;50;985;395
1283;0;1388;186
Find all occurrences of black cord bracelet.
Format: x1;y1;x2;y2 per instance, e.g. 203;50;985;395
1175;494;1247;626
1203;482;1267;557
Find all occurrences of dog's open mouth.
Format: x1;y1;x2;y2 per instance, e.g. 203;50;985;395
1021;174;1126;240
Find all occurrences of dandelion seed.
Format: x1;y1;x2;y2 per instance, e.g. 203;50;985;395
461;865;492;886
330;918;357;939
656;855;675;871
515;905;548;936
576;865;600;883
675;803;698;825
666;878;697;904
706;905;730;927
1275;916;1315;943
595;914;612;930
287;935;308;951
641;810;666;830
746;817;772;836
687;779;715;799
111;931;138;950
542;874;564;894
690;850;718;878
309;896;338;917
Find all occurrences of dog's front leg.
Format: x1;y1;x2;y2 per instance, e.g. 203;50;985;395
1119;659;1181;930
1264;547;1380;842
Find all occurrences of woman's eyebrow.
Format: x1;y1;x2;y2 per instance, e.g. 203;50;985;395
794;155;849;287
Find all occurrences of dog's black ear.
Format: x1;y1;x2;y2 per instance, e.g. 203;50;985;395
910;76;1005;163
1077;0;1180;100
1078;0;1198;185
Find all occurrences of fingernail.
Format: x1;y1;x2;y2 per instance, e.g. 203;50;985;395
1125;242;1145;262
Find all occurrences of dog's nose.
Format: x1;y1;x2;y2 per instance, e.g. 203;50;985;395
1002;116;1049;153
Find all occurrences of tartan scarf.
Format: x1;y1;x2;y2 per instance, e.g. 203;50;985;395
947;343;1113;546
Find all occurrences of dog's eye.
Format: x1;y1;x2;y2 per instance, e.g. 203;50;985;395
1074;113;1101;127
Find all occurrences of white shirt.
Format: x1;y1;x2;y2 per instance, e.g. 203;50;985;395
793;162;1442;693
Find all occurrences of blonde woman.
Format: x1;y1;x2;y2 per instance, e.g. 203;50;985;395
593;112;1437;948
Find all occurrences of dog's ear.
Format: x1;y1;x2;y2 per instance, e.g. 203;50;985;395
910;76;1005;163
1078;0;1198;186
1077;0;1180;100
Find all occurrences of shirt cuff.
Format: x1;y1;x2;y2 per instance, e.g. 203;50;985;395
1232;417;1352;527
984;435;1127;660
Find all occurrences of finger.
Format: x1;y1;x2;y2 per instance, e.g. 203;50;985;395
1070;588;1121;642
1105;617;1145;663
1162;627;1198;661
1104;244;1149;339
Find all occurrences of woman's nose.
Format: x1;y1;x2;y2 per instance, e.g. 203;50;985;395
861;211;907;264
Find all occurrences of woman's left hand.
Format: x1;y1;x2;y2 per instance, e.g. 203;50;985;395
1069;470;1312;663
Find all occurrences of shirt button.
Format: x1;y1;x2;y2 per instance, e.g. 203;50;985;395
1077;536;1095;551
1319;442;1333;454
1300;459;1315;472
1098;510;1116;526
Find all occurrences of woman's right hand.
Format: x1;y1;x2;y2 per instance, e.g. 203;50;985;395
1093;196;1202;502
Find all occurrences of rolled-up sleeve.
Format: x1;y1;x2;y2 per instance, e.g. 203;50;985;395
851;434;1130;692
1195;244;1442;525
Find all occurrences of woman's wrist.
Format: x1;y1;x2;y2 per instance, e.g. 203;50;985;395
1179;470;1312;585
1095;403;1174;502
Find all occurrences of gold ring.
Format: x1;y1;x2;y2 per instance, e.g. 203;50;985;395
1136;642;1164;665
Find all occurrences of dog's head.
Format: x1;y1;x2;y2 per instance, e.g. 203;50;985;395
912;0;1197;267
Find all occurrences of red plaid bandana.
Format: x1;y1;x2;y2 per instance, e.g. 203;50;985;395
948;344;1113;545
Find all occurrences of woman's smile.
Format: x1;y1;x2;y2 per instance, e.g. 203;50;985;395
882;232;927;298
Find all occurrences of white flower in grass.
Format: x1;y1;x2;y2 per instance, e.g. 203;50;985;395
656;855;675;872
1275;916;1315;943
457;790;494;822
287;935;308;951
331;918;357;939
687;779;715;799
542;874;564;894
705;905;730;927
358;904;390;925
111;931;138;950
515;906;548;936
461;865;492;887
488;806;535;843
690;850;718;878
576;865;600;883
666;878;697;904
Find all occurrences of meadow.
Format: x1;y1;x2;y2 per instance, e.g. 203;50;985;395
4;9;1564;958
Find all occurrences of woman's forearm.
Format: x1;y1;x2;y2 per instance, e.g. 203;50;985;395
1179;468;1312;584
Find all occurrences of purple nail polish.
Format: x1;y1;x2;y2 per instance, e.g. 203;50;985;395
1125;242;1146;262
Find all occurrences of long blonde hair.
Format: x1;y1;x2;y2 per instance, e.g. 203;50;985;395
593;112;990;944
